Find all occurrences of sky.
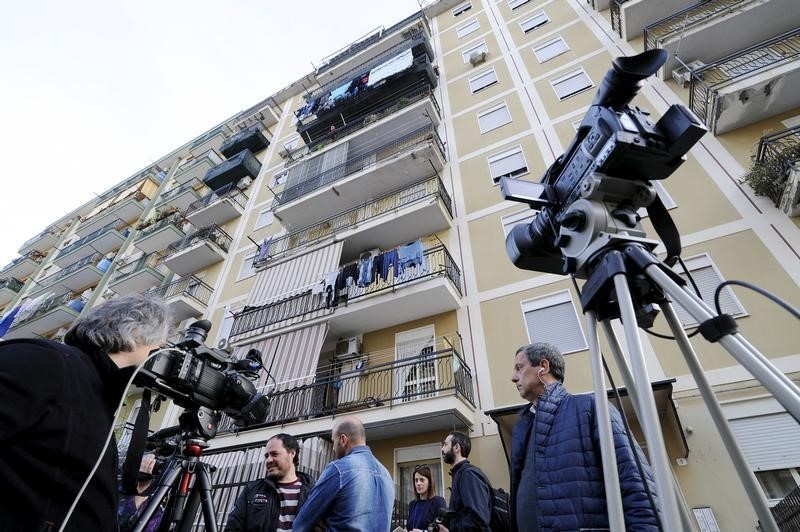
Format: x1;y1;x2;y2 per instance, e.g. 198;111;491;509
0;0;424;268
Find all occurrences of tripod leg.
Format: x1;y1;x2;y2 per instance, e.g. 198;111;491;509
613;274;682;531
132;460;183;532
584;311;626;531
196;463;219;532
600;320;697;532
658;300;779;532
645;265;800;422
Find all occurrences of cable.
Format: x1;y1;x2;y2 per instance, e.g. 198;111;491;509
640;257;704;340
715;280;800;321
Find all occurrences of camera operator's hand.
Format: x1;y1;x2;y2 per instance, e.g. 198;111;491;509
140;453;157;474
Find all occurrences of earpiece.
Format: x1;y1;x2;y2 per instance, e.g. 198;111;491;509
538;367;545;375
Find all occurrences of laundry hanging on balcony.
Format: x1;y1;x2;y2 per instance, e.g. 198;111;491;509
367;48;413;88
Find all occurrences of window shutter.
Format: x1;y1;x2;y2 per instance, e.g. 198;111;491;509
490;149;527;180
524;300;586;353
673;264;744;326
729;413;800;471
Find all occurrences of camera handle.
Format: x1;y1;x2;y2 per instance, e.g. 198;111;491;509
578;242;800;532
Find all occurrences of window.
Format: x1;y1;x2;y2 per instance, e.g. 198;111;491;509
501;208;537;237
452;1;472;16
477;102;512;133
215;305;240;344
520;11;549;33
254;202;274;229
671;254;747;327
533;36;569;63
636;181;677;218
282;135;299;152
395;325;437;402
522;291;587;354
488;145;528;182
271;171;288;187
238;252;257;280
468;68;499;93
509;0;531;10
550;68;594;100
462;40;488;63
457;18;480;38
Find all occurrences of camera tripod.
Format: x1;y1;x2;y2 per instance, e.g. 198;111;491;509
131;407;222;532
568;201;800;532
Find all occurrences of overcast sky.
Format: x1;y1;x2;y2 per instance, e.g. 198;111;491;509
0;0;423;268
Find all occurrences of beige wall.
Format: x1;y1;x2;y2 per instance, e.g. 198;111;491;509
518;21;603;79
452;92;531;158
507;2;583;50
435;0;487;35
439;10;493;55
533;51;615;119
447;59;514;115
216;248;258;302
459;135;546;214
495;0;552;24
716;108;800;169
361;310;459;356
441;32;501;81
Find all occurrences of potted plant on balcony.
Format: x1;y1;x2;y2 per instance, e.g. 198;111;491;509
742;143;800;206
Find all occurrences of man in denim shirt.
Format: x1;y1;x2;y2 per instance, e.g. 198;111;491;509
293;416;395;531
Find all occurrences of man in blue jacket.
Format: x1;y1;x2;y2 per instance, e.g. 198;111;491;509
510;343;660;532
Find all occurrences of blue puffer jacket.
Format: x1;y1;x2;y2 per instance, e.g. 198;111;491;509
510;383;659;531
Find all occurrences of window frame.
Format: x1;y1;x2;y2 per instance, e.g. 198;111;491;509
487;144;529;183
550;67;594;101
254;201;275;230
508;0;532;10
461;39;489;64
519;10;550;33
671;253;748;327
456;18;481;39
477;101;512;134
452;1;473;17
468;67;499;94
533;35;569;63
520;290;588;354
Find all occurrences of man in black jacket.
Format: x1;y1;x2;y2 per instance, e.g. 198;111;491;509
438;431;492;532
225;433;314;531
0;293;171;531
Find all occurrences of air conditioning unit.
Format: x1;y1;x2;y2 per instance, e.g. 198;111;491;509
335;337;362;360
671;60;705;88
469;51;487;67
216;337;233;353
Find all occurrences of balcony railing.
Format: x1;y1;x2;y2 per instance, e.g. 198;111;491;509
137;212;185;239
644;0;750;51
147;275;213;306
0;277;24;293
219;338;474;433
165;225;232;256
688;28;800;125
11;291;84;329
37;253;107;288
277;123;446;205
232;244;462;338
772;484;800;531
610;0;631;37
749;125;800;205
1;250;45;275
82;188;147;225
158;179;208;204
255;175;452;267
185;184;249;216
18;227;61;253
286;83;440;163
114;251;164;278
56;219;128;260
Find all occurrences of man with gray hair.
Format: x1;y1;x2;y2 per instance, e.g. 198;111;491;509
509;342;659;531
293;415;395;531
0;293;171;531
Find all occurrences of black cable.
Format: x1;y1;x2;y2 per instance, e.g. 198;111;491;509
639;256;706;341
715;280;800;321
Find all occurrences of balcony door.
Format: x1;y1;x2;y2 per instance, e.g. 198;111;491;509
395;325;437;403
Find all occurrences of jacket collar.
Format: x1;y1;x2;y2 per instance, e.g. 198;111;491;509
449;459;470;476
536;381;567;412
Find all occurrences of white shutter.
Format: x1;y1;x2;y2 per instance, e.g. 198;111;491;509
730;413;800;471
469;68;499;93
551;69;593;100
533;36;569;63
672;255;746;327
478;104;512;133
457;19;480;39
488;146;527;181
461;40;488;63
522;291;587;354
520;11;549;33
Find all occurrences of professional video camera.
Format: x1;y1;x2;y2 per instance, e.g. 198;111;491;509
501;49;706;278
429;508;456;532
134;319;270;431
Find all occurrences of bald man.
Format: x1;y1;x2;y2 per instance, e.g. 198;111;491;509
293;416;395;531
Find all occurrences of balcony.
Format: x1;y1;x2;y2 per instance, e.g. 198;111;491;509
610;0;697;41
275;123;446;229
18;227;61;256
687;28;800;134
76;189;149;238
155;179;209;212
53;220;128;268
219;125;270;158
28;253;111;299
644;0;799;80
185;183;249;228
255;175;453;268
174;150;224;185
743;125;800;207
219;336;475;436
162;225;232;276
108;252;168;295
202;149;261;193
3;292;84;340
134;212;188;254
0;277;23;307
146;276;212;322
230;244;462;344
189;129;229;158
0;250;45;280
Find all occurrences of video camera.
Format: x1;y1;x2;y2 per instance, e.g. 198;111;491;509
501;49;706;277
134;319;270;431
429;508;456;531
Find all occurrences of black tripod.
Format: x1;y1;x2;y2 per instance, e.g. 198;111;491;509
131;408;221;532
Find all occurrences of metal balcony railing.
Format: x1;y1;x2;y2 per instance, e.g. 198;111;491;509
772;484;800;531
165;225;232;256
218;338;474;433
750;125;800;205
19;227;60;251
277;124;446;205
113;251;165;279
55;220;128;260
147;275;213;306
316;11;428;75
232;244;462;338
255;175;452;267
176;149;224;174
286;83;440;163
610;0;632;37
1;250;45;274
689;28;800;125
644;0;750;51
157;179;208;204
82;188;147;225
0;277;24;293
37;253;105;288
137;212;185;239
185;184;249;216
11;291;84;329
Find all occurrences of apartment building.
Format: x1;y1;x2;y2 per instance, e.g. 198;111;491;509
1;0;799;529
